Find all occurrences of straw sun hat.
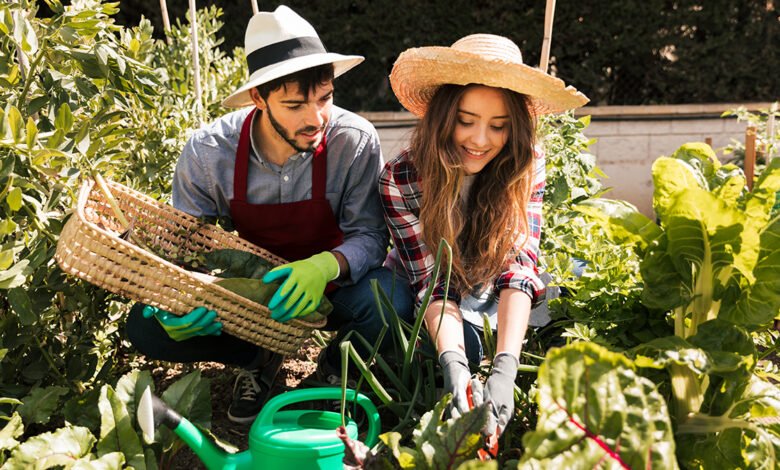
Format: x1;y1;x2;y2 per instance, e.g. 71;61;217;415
223;6;363;108
390;34;589;117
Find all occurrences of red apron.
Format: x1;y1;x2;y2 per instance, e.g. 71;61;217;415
229;109;344;264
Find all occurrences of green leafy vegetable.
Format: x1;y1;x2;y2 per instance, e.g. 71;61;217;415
206;249;333;319
520;342;678;470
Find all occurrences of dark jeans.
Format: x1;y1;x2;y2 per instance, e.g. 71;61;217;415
459;257;590;366
125;266;415;370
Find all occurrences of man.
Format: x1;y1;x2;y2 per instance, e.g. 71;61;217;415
126;5;413;424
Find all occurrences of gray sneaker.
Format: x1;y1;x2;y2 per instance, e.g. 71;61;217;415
227;352;283;424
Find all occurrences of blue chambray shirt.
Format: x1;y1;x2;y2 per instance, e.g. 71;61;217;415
172;105;388;284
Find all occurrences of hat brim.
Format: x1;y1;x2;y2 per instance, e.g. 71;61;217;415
222;53;364;108
390;46;589;117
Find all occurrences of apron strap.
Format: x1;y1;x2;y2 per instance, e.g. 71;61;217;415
235;109;328;202
232;108;257;203
311;134;327;200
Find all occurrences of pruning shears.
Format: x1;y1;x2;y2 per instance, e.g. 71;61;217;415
466;381;499;460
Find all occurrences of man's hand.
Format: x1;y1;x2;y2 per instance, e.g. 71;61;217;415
439;350;482;418
143;305;222;342
262;251;339;323
483;352;519;437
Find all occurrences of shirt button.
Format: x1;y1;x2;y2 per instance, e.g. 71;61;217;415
283;175;290;182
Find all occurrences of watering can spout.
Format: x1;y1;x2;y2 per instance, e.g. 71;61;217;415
138;387;252;470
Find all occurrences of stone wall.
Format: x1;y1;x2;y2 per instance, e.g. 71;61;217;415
361;103;771;217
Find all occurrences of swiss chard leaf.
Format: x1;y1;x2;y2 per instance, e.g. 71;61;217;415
207;249;333;318
669;142;721;189
214;278;330;320
677;377;780;469
3;425;96;469
652;157;705;223
520;342;678;470
719;250;780;328
379;394;489;468
574;198;662;253
203;249;276;280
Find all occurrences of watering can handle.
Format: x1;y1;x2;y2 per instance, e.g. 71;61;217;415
256;387;381;447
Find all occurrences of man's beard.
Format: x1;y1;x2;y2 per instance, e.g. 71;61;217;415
266;105;324;153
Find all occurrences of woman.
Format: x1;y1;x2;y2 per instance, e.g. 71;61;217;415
380;34;588;440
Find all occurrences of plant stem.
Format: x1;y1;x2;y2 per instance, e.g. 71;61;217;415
33;334;66;382
18;38;48;111
669;363;703;423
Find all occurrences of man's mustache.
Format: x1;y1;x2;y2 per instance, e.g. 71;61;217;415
296;125;325;135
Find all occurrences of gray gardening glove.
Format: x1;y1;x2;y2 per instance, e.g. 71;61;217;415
483;352;519;437
439;350;482;419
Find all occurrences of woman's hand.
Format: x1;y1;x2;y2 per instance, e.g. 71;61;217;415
483;352;519;436
439;350;482;418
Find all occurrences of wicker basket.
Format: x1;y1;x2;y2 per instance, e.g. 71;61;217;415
55;178;326;355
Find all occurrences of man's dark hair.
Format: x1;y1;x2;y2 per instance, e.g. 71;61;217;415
256;63;335;101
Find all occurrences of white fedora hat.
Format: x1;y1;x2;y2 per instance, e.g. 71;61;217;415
390;34;588;117
223;5;364;108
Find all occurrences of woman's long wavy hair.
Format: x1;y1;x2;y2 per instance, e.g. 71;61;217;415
411;84;536;294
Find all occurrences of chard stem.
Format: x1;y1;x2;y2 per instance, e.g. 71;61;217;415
669;363;703;422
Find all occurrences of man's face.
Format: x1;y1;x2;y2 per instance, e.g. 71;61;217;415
254;81;334;153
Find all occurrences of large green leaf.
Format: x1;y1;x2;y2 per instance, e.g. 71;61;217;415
677;377;780;469
160;370;211;431
759;215;780;262
740;158;780;278
62;388;102;432
711;164;746;206
0;412;23;452
631;336;711;374
670;142;721;184
17;385;69;425
208;249;332;318
640;233;687;311
96;385;145;469
652;157;705;223
3;426;95;469
520;342;678;470
428;404;487;469
381;394;489;468
688;319;755;378
720;250;780;327
665;187;743;282
5;287;35;326
114;369;154;426
71;452;125;470
215;277;330;321
575;198;662;253
203;249;276;280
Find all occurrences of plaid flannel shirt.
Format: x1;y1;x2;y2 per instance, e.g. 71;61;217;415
379;149;546;308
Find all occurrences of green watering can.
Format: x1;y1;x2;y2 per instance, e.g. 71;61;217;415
138;387;380;469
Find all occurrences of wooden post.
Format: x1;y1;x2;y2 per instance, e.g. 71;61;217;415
251;0;259;14
539;0;556;72
705;137;712;146
189;0;203;127
745;125;757;191
159;0;172;45
767;103;777;160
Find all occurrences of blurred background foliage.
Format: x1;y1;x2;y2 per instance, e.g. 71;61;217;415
104;0;780;111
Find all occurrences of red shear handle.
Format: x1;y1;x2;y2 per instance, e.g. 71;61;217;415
466;382;500;460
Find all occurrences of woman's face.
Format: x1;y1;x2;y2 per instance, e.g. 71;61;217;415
452;85;510;175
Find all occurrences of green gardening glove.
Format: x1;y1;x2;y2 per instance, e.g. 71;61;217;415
262;251;339;323
142;305;223;342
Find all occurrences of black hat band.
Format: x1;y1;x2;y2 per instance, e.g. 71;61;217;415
246;36;327;74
